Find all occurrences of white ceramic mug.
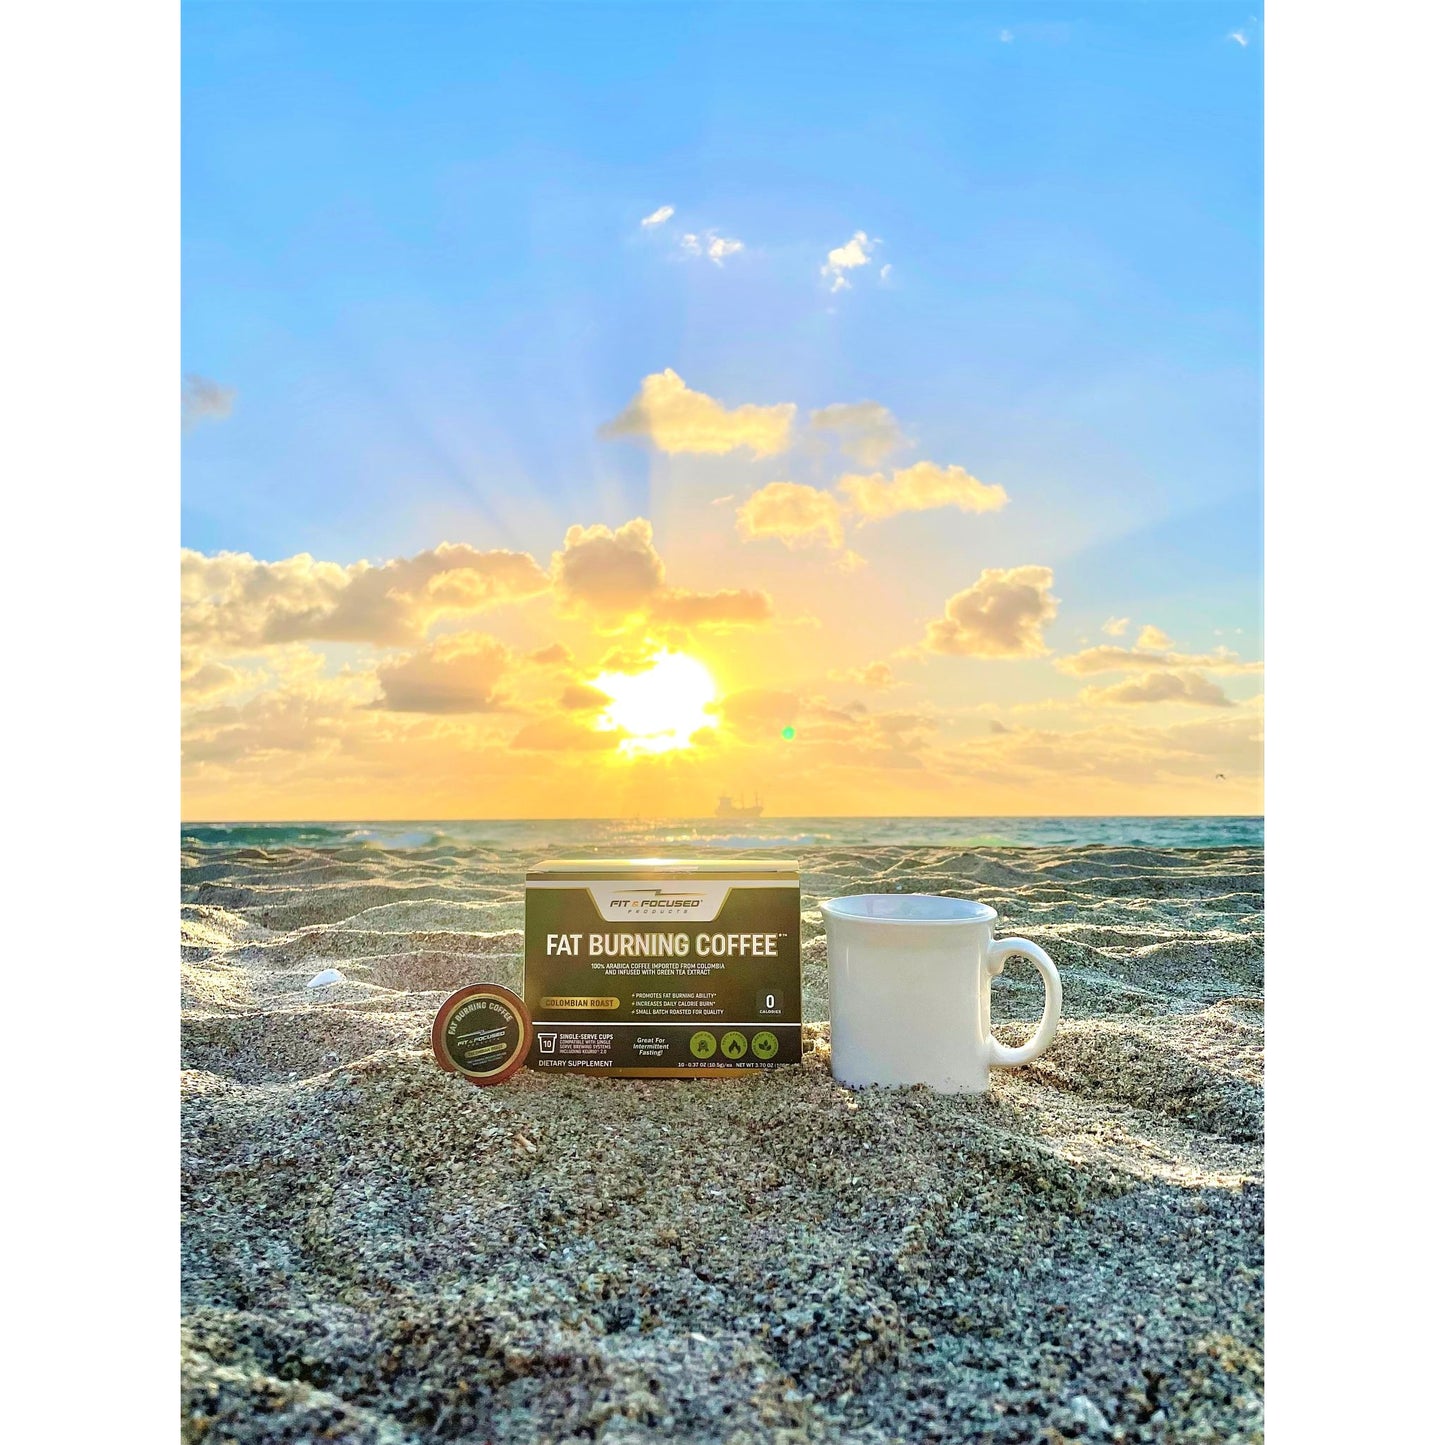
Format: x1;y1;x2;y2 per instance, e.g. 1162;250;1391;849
819;895;1062;1092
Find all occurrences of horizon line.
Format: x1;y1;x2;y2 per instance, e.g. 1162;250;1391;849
181;812;1264;825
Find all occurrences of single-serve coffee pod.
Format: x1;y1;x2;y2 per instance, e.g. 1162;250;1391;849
432;984;532;1087
819;895;1061;1093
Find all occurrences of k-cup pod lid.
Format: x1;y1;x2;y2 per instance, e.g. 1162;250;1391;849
432;984;532;1087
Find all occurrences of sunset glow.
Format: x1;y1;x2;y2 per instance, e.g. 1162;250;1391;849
181;7;1262;820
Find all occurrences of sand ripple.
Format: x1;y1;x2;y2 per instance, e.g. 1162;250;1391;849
182;843;1262;1443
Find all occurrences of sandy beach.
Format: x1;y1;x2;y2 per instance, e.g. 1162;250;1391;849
181;841;1262;1444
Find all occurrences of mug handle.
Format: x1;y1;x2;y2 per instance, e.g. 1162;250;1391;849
987;938;1062;1068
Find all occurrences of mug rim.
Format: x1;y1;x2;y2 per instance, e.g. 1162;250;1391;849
820;894;998;926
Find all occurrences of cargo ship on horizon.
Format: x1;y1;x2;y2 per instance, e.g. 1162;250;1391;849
714;793;764;820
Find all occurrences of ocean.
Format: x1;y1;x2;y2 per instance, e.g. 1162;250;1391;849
182;816;1262;852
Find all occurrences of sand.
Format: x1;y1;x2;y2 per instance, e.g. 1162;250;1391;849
181;842;1263;1444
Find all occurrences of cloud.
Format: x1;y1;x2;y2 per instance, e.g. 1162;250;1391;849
528;642;572;667
510;716;620;752
1102;616;1130;638
551;519;665;621
809;401;907;465
712;688;800;736
921;565;1059;659
596;644;657;674
1226;16;1259;47
183;657;1261;807
735;482;846;550
551;517;772;630
839;461;1008;521
1135;624;1174;650
601;370;794;457
829;661;897;690
944;711;1262;793
182;543;550;653
1080;670;1233;709
181;656;250;701
713;689;936;773
559;682;611;712
183;657;589;810
680;231;744;265
1055;641;1263;677
372;634;512;714
648;588;773;627
639;206;741;261
736;459;1005;558
821;230;878;292
183;668;379;770
182;374;235;428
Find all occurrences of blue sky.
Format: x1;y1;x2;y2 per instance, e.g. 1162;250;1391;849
181;2;1262;817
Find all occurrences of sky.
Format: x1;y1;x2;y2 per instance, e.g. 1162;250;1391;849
181;1;1263;820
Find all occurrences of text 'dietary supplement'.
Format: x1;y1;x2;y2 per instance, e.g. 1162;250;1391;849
524;858;801;1076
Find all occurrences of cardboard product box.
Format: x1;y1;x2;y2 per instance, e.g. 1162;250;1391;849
524;858;801;1076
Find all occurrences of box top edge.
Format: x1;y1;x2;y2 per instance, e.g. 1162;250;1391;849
528;857;798;875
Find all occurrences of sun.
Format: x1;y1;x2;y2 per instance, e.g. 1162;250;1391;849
590;651;717;756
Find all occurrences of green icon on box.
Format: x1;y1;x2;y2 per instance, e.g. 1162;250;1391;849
689;1031;717;1059
721;1031;748;1060
751;1031;779;1060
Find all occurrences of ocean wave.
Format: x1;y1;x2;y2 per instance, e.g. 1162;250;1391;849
180;816;1263;852
340;827;440;850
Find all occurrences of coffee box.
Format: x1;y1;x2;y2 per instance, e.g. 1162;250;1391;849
524;858;801;1075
